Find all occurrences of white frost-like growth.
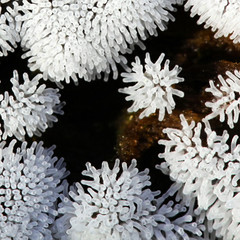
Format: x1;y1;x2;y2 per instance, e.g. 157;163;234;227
53;159;205;240
119;53;184;121
0;5;20;56
204;70;240;128
0;70;64;141
185;0;240;43
15;0;183;83
158;115;240;239
0;139;68;240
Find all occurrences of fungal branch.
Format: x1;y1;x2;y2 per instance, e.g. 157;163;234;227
12;0;183;83
185;0;240;43
0;139;69;239
119;53;184;121
158;114;240;239
0;4;19;57
204;70;240;129
0;70;64;141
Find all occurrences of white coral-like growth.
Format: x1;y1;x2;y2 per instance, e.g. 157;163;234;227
0;5;20;56
53;159;205;240
54;159;157;240
185;0;240;43
0;139;68;240
0;70;64;141
204;70;240;128
153;183;205;240
158;115;240;239
119;53;184;121
15;0;183;83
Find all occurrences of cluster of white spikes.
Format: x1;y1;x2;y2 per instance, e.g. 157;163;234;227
158;115;240;239
119;52;184;121
204;70;240;129
0;70;64;141
11;0;183;83
185;0;240;43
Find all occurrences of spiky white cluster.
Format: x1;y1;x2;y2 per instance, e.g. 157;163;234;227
0;139;68;240
0;5;20;56
119;53;184;121
14;0;183;83
53;159;158;240
185;0;240;43
53;159;205;240
158;115;240;239
204;70;240;128
0;70;64;141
